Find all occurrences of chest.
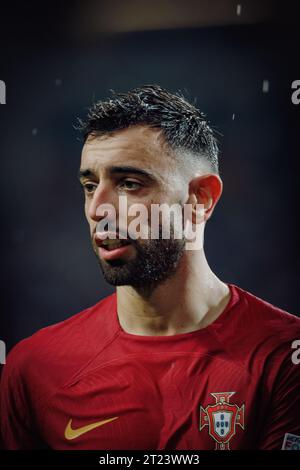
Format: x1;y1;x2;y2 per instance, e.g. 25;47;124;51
39;353;263;449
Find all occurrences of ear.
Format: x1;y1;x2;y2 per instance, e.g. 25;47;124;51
187;174;223;224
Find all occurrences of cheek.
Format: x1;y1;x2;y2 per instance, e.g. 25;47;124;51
84;202;89;220
142;199;158;227
84;201;94;230
124;199;154;239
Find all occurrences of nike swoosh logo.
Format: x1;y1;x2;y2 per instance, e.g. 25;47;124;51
64;416;119;440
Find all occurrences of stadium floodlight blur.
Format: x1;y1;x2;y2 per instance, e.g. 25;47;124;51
69;0;275;38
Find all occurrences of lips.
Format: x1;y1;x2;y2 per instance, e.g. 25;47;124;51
95;234;133;261
94;231;131;251
99;238;131;251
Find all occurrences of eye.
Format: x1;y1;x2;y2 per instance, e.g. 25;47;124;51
118;180;142;191
83;182;97;194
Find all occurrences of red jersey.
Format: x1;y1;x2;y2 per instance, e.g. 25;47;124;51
1;283;300;450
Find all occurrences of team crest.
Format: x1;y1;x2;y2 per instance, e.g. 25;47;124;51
199;391;245;450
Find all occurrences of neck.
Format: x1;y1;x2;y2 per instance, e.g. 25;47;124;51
116;250;230;336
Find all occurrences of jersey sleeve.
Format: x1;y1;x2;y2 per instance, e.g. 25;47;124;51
0;340;42;449
258;345;300;450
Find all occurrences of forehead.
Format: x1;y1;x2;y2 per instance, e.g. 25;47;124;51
81;125;176;177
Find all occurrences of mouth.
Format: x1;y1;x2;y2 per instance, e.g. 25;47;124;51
94;232;133;260
99;238;131;251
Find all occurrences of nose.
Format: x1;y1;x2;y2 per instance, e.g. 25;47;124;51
87;182;117;223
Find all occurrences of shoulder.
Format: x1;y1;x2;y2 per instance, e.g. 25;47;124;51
1;293;118;396
216;284;300;373
7;292;117;360
229;283;300;338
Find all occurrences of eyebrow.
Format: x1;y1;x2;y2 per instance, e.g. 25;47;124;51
78;168;95;180
78;165;158;183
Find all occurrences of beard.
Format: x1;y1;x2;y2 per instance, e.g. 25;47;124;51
92;223;186;292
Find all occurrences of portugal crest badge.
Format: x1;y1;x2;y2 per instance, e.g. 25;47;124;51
199;391;245;450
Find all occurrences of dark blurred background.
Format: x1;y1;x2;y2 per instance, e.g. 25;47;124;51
0;0;299;352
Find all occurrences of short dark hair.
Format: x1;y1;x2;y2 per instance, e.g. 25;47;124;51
78;84;219;174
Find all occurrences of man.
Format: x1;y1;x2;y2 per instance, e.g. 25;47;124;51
1;85;299;450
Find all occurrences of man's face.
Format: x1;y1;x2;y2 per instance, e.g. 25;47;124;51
79;125;188;289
